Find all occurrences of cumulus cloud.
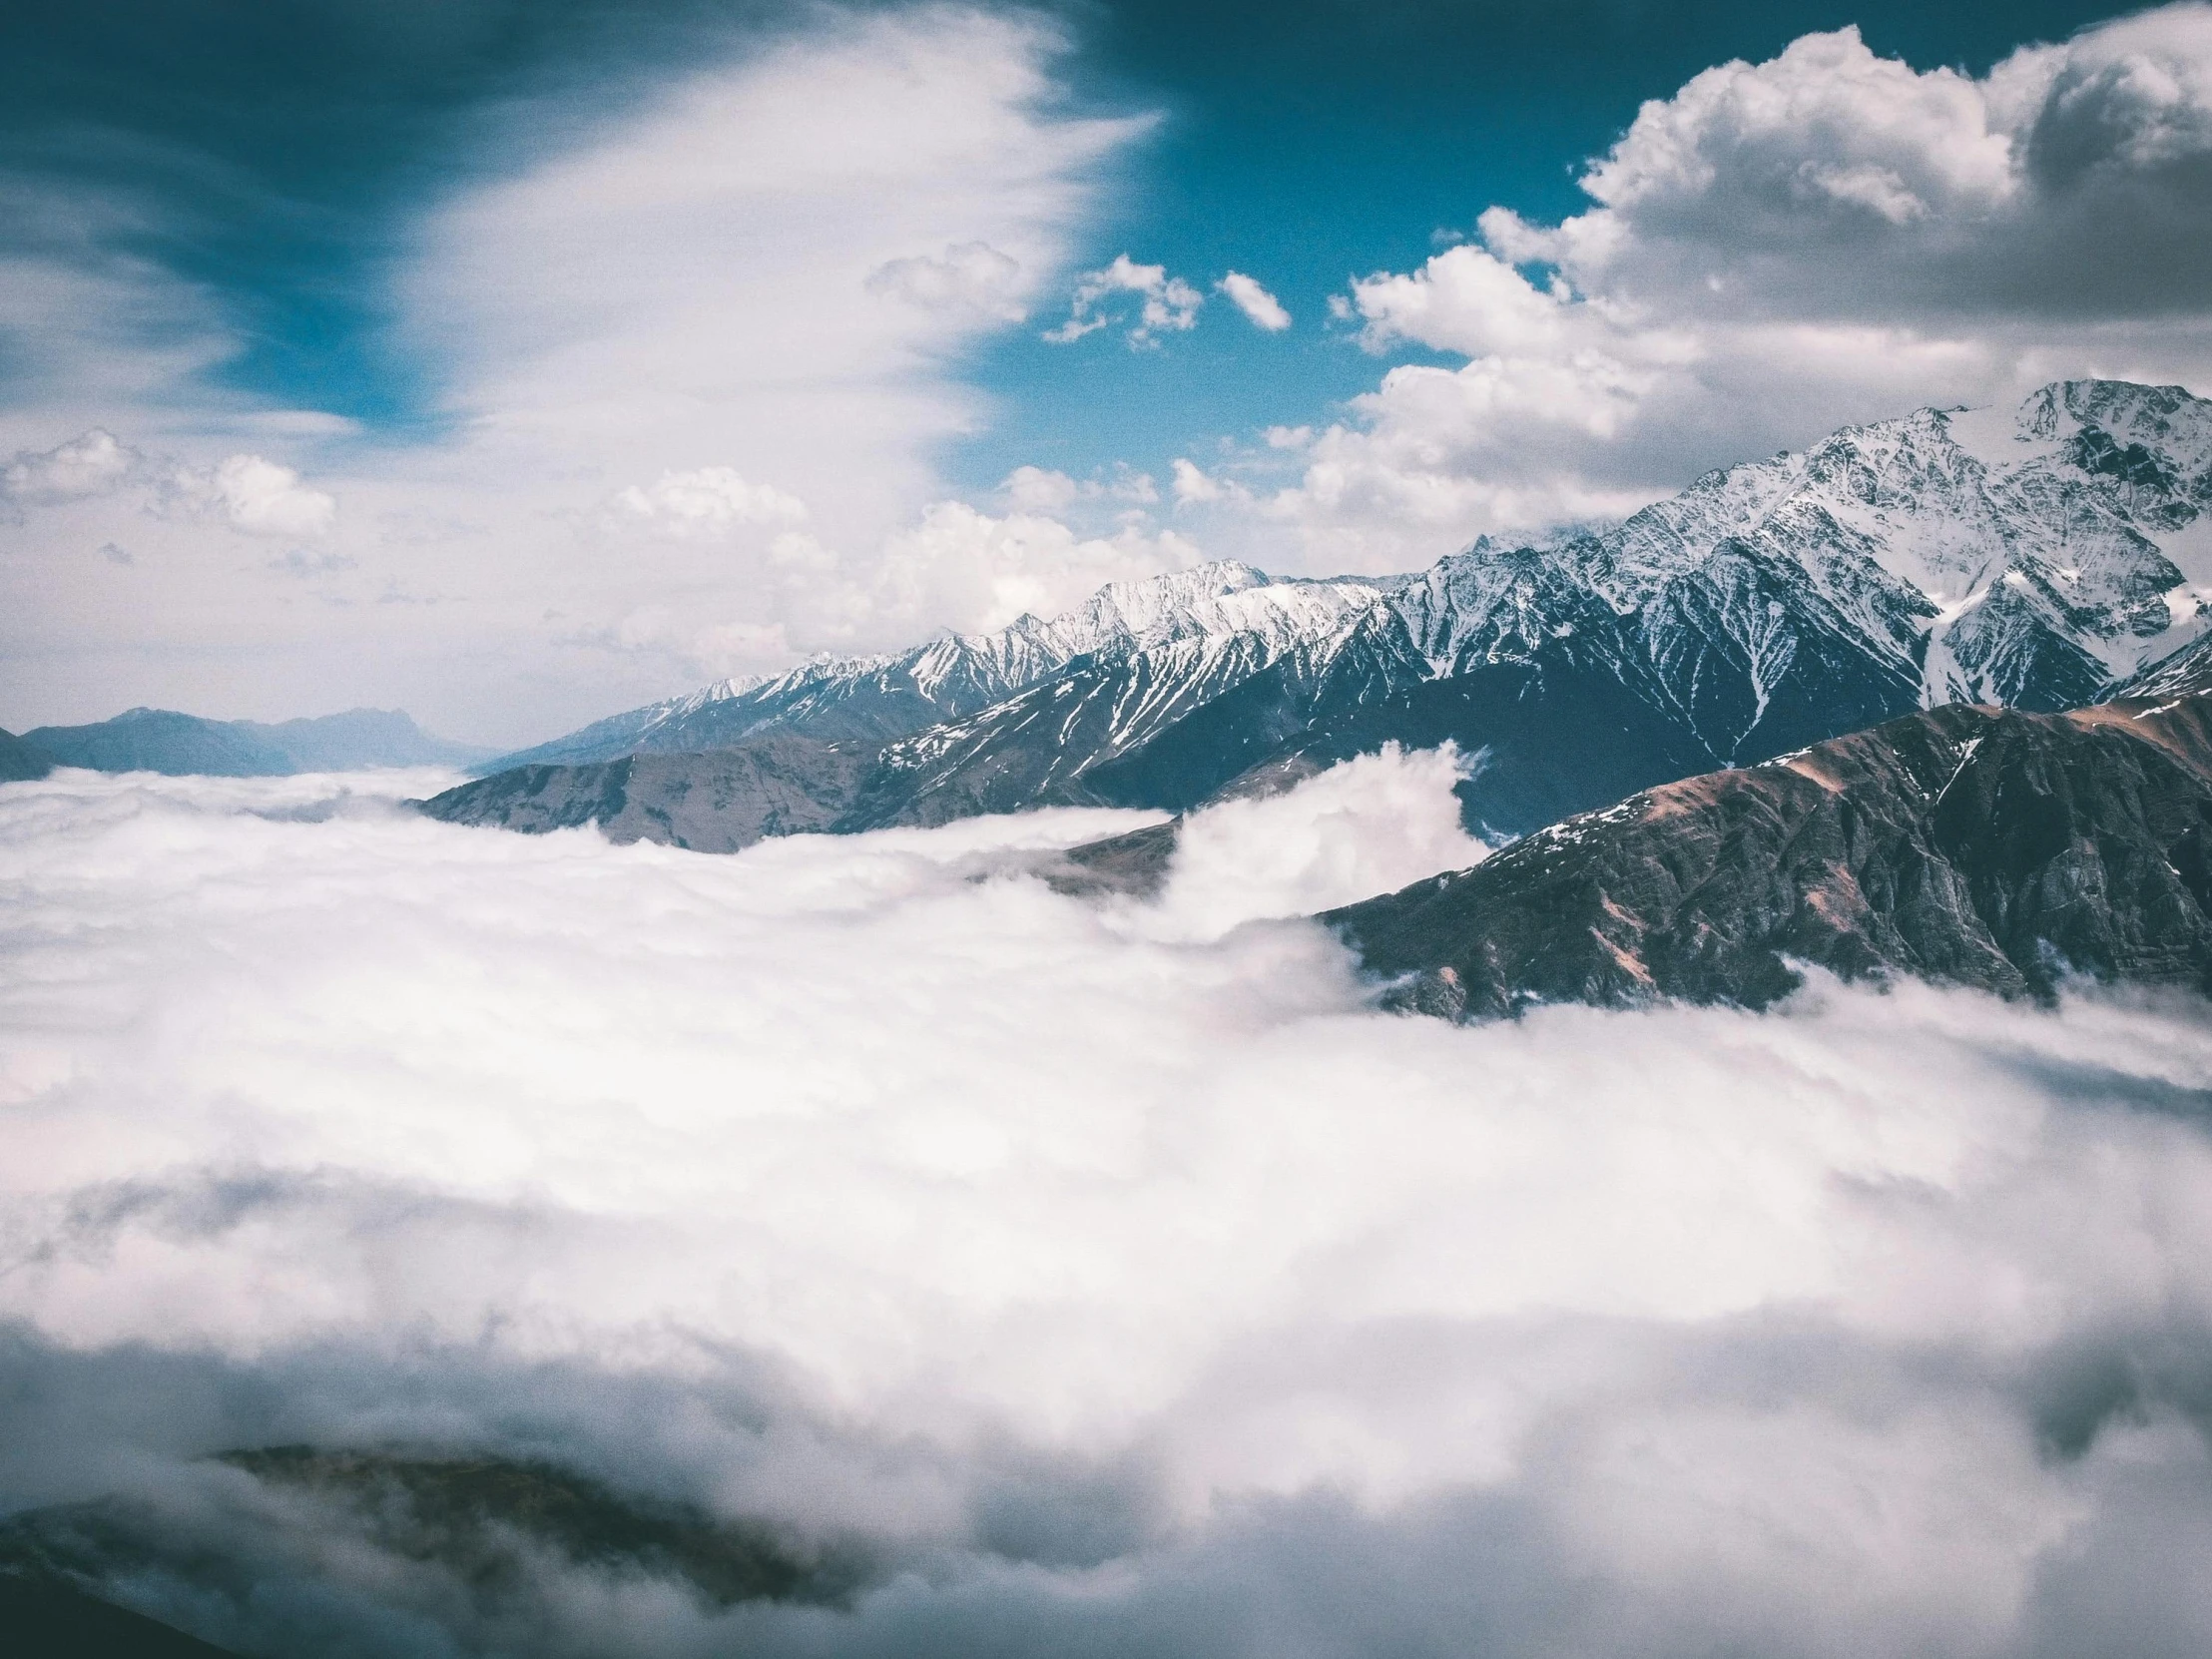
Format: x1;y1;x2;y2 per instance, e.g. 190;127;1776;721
1216;271;1291;331
1001;464;1159;514
1;427;140;505
865;240;1026;319
1170;456;1247;506
163;453;338;538
1223;4;2212;571
611;466;811;537
1144;743;1487;937
870;498;1200;636
1;432;338;540
9;760;2212;1654
565;497;1202;679
1044;254;1205;345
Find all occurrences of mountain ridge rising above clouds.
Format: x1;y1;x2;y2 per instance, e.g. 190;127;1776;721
429;377;2212;847
0;727;52;782
1327;691;2212;1020
22;707;494;777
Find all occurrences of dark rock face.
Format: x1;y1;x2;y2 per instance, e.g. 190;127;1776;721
219;1448;842;1606
0;1572;242;1657
415;736;880;852
23;707;487;777
1038;819;1182;898
0;728;53;782
0;1447;851;1658
1326;696;2212;1020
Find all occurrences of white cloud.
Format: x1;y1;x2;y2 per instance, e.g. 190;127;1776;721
564;497;1202;678
611;466;810;537
1043;253;1205;345
865;240;1026;319
872;498;1201;635
1143;743;1487;937
1000;463;1085;513
1170;456;1244;506
0;9;1156;742
1217;271;1292;331
1220;5;2212;572
165;452;338;538
9;766;2212;1653
999;464;1159;514
1;427;140;505
2;430;338;542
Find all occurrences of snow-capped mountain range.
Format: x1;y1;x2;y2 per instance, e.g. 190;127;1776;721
474;379;2212;840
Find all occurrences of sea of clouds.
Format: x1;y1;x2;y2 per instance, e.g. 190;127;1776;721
6;750;2212;1656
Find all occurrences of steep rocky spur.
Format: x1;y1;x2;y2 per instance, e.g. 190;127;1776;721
1326;694;2212;1019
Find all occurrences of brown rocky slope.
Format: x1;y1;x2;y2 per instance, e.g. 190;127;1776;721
1324;694;2212;1019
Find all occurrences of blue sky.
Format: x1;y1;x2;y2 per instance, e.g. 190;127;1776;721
6;0;2212;740
0;0;2137;466
953;0;2139;490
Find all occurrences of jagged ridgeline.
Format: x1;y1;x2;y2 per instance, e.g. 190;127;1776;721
426;379;2212;848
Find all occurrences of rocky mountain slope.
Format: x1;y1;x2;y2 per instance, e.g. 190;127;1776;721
1325;693;2212;1020
417;736;880;852
454;379;2212;848
0;1446;848;1658
24;707;491;777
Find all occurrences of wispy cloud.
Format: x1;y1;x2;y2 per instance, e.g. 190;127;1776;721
1044;253;1205;345
1217;271;1291;331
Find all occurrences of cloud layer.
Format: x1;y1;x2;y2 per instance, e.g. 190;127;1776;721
7;759;2212;1654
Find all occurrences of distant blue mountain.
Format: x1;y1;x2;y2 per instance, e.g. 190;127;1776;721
0;728;53;782
21;707;494;777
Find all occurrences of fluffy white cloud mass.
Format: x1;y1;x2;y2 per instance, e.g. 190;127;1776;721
999;462;1160;513
1044;254;1206;345
865;240;1026;319
1;427;138;506
568;498;1202;676
1217;271;1291;331
1236;4;2212;571
165;452;338;538
9;760;2212;1655
612;467;811;536
0;7;1154;742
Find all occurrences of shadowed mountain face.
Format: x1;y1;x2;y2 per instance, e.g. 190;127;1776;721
1325;695;2212;1020
24;708;490;777
0;1447;855;1657
0;1572;243;1658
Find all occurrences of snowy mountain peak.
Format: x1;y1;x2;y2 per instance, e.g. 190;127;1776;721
1420;377;2212;716
484;379;2212;808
